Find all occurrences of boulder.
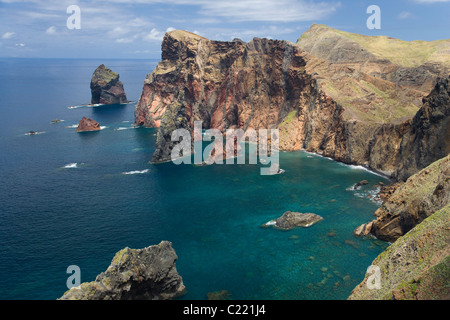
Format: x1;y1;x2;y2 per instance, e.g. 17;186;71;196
75;116;101;132
353;221;374;237
265;211;323;230
59;241;186;300
353;180;369;189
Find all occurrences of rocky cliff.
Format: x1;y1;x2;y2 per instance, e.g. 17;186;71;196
59;241;185;300
135;26;449;181
355;154;449;242
348;203;450;300
91;64;128;105
394;77;450;181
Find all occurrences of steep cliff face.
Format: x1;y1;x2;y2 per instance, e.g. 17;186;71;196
394;77;450;181
135;30;353;165
135;27;449;180
91;64;128;105
59;241;185;300
355;155;449;242
349;204;450;300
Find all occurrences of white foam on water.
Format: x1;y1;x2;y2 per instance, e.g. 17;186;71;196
122;169;150;175
114;126;137;131
25;131;45;136
264;220;277;226
63;163;78;169
66;124;79;129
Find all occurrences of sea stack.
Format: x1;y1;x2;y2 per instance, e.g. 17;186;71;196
90;64;127;105
76;116;101;132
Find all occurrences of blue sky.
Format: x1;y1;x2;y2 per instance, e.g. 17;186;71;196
0;0;449;59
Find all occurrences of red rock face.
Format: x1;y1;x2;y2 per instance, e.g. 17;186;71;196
76;116;101;132
135;30;449;180
135;31;333;163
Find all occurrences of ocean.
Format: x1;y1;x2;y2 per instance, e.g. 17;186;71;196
0;58;390;300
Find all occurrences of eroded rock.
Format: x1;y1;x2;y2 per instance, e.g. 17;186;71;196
75;116;101;132
59;241;186;300
90;64;127;105
264;211;323;230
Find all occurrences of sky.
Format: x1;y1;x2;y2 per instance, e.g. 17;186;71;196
0;0;449;59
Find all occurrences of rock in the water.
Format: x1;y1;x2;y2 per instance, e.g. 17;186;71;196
207;290;232;300
353;221;374;237
353;180;369;189
266;211;323;230
90;64;127;105
59;241;186;300
76;116;101;132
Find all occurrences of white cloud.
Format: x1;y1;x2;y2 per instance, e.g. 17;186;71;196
46;26;57;35
107;0;341;22
195;0;341;22
116;37;134;43
2;32;16;39
397;11;414;19
15;43;25;47
143;28;166;42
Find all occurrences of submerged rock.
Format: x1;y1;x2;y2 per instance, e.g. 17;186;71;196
353;180;369;190
207;290;232;300
265;211;323;230
90;64;127;105
76;116;101;132
59;241;186;300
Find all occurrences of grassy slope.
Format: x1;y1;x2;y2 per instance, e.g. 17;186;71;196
297;24;450;124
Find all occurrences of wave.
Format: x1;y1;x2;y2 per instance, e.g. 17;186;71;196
264;220;277;226
122;169;149;175
68;101;136;109
62;163;79;169
25;131;45;136
66;124;79;129
302;150;388;178
114;126;137;131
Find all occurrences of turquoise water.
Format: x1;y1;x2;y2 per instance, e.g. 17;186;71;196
0;58;390;300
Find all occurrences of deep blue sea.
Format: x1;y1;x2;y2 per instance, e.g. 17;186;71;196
0;58;390;300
